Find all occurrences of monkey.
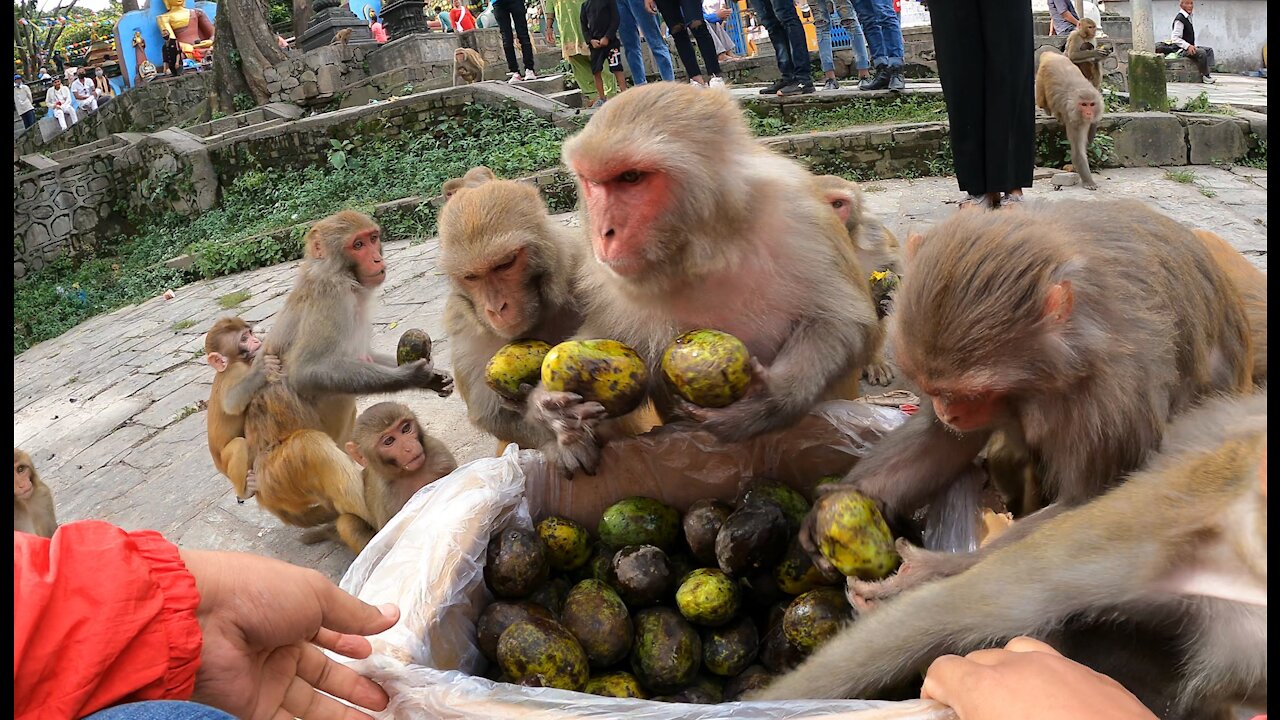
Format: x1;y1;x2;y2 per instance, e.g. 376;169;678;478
756;391;1267;720
344;402;458;529
204;316;280;502
243;211;452;551
440;165;497;202
800;199;1254;604
438;172;593;451
1064;18;1113;90
1192;229;1267;385
1035;50;1104;190
528;82;881;479
453;46;486;86
330;28;353;47
812;174;903;387
14;449;56;538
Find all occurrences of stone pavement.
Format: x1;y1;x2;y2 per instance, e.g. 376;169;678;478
13;166;1267;581
1167;74;1268;111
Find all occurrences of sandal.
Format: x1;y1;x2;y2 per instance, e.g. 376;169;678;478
957;193;996;210
1000;192;1025;208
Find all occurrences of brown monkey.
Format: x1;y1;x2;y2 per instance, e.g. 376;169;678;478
813;174;903;387
1193;229;1267;384
529;83;881;478
14;449;56;538
438;173;589;450
204;316;279;502
330;27;353;46
441;165;497;201
244;211;451;550
1065;18;1112;90
804;199;1253;602
453;46;486;86
758;391;1267;720
1035;50;1104;190
345;402;458;529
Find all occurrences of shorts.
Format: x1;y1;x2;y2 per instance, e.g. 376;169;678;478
590;43;623;74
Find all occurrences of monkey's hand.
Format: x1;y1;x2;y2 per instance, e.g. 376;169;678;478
400;359;449;394
526;386;609;478
862;358;895;387
847;538;976;612
428;368;455;398
678;358;784;442
262;354;283;383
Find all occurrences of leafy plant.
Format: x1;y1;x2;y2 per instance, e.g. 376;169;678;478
1200;187;1217;198
328;138;357;170
1240;136;1267;170
750;96;948;137
233;93;255;112
172;319;196;331
1179;91;1212;113
218;290;253;309
1165;168;1197;184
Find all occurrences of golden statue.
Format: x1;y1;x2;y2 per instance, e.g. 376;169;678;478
156;0;215;61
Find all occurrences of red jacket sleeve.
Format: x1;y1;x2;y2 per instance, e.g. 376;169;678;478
14;521;203;720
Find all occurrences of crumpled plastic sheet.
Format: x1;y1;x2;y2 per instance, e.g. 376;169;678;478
921;465;985;554
337;401;956;720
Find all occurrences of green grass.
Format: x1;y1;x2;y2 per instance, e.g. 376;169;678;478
217;290;252;309
1199;187;1218;198
172;318;197;331
1240;137;1267;170
1166;169;1198;184
748;96;949;137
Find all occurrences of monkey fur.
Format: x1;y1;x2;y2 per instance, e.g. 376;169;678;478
1035;50;1104;190
330;28;353;47
1065;18;1112;90
204;316;275;502
1192;229;1267;385
14;449;57;538
346;402;458;529
441;165;497;202
453;47;486;86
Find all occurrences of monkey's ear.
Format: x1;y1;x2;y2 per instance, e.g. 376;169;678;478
308;238;326;260
345;441;367;467
905;232;925;259
207;352;229;373
1043;280;1074;324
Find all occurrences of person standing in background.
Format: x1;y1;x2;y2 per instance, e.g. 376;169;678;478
928;0;1034;208
495;0;540;80
813;0;872;90
749;0;815;95
450;0;479;31
1047;0;1080;36
850;0;905;90
616;0;677;83
15;74;37;129
546;0;620;101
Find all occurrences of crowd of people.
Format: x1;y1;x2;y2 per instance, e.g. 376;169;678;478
14;64;115;132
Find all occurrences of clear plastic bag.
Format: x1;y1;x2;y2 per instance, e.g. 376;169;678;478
920;465;985;554
338;401;954;720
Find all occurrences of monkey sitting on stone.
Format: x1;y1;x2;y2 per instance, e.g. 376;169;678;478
330;28;353;47
453;47;486;86
1065;18;1113;91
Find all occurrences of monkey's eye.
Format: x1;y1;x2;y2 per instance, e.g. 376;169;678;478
353;240;364;250
832;200;845;209
618;170;644;184
401;421;413;434
494;254;518;272
382;436;395;447
463;273;480;282
17;465;28;473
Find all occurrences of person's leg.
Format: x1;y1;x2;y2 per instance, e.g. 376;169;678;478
630;0;677;80
83;700;236;720
494;1;521;74
593;71;608;103
512;9;537;73
569;54;599;99
680;0;723;75
929;0;989;198
607;45;626;94
767;0;811;86
616;0;649;84
54;108;67;130
655;0;704;80
22;109;36;128
849;0;886;64
849;15;872;76
66;106;78;125
978;0;1033;199
1199;46;1215;78
750;0;793;87
814;0;837;77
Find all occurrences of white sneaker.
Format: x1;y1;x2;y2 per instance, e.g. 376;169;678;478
509;72;521;83
1202;75;1216;84
524;68;537;81
709;76;726;88
689;79;705;88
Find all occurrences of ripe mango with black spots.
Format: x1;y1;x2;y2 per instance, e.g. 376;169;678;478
541;339;648;417
584;671;648;698
782;587;851;653
660;329;752;408
485;339;552;401
598;496;681;551
812;489;899;579
497;617;589;691
396;328;433;365
675;568;740;627
536;515;593;572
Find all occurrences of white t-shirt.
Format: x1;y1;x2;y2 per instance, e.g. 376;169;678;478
46;84;72;110
70;77;97;100
15;83;35;114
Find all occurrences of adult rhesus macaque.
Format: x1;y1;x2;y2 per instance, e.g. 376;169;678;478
441;165;497;202
453;47;486;86
204;316;279;502
1065;18;1112;90
813;174;903;387
804;200;1253;602
14;449;56;538
1036;50;1104;190
345;402;458;529
530;83;880;477
245;211;451;550
438;174;589;450
758;392;1268;720
1193;229;1267;384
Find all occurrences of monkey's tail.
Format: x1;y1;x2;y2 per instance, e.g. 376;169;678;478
261;430;364;525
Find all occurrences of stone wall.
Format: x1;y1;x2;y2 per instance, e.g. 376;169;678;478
266;44;371;106
15;73;209;157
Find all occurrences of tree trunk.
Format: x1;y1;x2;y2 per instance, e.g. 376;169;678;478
121;0;141;12
292;0;313;41
208;0;287;113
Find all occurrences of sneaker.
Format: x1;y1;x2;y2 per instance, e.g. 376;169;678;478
508;72;522;83
887;66;905;91
708;75;726;88
690;79;704;87
822;78;840;91
859;64;890;91
778;82;814;96
1202;75;1216;84
591;97;605;108
758;78;788;95
524;68;537;81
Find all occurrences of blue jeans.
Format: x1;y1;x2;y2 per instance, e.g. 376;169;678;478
85;701;235;720
749;0;811;84
616;0;677;82
849;0;902;67
815;0;871;73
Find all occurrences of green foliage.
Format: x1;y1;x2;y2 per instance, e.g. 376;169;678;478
1241;136;1267;170
1200;187;1217;198
268;0;293;26
218;290;253;309
1035;130;1117;169
748;96;948;137
1165;168;1197;183
925;138;954;177
328;138;357;170
1102;86;1128;114
172;319;197;331
1179;91;1212;113
554;60;578;90
233;93;256;112
14;105;569;355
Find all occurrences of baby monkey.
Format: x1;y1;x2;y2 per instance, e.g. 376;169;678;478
205;316;280;502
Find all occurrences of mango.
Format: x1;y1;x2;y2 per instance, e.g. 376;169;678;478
536;515;593;572
782;587;850;654
497;617;589;691
485;339;552;401
484;527;549;598
584;671;648;698
396;328;433;365
813;489;899;580
702;616;759;677
560;580;634;668
675;568;740;627
541;339;649;417
598;496;681;551
631;607;702;693
660;329;752;408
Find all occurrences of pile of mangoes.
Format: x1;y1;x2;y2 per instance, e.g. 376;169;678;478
477;484;899;702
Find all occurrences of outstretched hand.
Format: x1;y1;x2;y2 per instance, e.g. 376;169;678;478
182;549;400;720
526;385;609;479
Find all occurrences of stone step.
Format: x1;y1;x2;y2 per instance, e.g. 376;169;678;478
519;73;570;96
545;88;583;109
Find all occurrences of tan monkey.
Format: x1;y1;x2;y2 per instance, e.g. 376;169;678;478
529;83;881;479
244;211;452;551
759;391;1267;720
813;174;903;386
1064;18;1112;90
803;199;1253;605
453;46;486;86
441;165;497;201
204;316;279;502
330;27;353;47
345;402;458;529
1192;229;1267;384
14;449;56;538
1036;50;1104;190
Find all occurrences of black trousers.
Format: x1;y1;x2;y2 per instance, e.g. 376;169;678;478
1184;46;1215;77
494;0;536;74
654;0;722;79
929;0;1034;195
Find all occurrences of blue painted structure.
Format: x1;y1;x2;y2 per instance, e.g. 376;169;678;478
114;0;218;90
352;0;384;23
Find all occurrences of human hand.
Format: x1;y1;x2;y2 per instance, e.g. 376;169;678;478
181;548;400;720
921;636;1160;720
1188;44;1198;55
717;8;731;20
645;0;657;13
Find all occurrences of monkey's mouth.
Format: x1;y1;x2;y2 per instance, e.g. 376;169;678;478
402;452;426;472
